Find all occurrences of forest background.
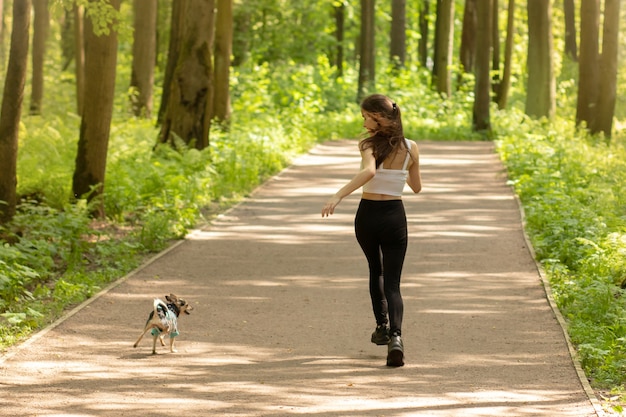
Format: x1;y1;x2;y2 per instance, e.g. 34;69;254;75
1;0;626;412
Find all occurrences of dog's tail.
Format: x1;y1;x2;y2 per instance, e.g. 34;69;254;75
153;298;168;314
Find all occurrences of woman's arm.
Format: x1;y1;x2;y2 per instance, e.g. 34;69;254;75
406;140;422;194
322;146;376;217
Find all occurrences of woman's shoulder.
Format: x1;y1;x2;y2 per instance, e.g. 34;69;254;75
404;138;420;157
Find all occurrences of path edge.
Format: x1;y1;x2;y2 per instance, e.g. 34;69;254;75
0;142;308;366
513;192;606;416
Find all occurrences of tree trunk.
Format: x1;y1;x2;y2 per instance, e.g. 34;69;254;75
491;0;500;97
590;0;620;138
390;0;406;68
130;0;157;118
357;0;375;102
334;2;345;76
472;0;491;132
496;0;514;109
30;0;49;115
418;0;429;67
72;0;120;217
563;0;577;61
459;0;477;73
60;8;73;71
74;4;85;116
0;0;5;68
0;0;31;223
432;0;454;97
525;0;555;119
575;0;599;128
157;0;184;125
213;0;233;122
158;0;215;150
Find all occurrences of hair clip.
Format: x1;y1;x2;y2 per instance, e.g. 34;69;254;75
392;102;397;111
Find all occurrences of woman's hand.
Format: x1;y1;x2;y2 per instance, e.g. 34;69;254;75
322;195;342;217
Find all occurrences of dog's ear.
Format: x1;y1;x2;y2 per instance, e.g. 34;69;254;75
166;294;177;302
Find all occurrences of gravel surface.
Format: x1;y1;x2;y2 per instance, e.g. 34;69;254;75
0;140;602;416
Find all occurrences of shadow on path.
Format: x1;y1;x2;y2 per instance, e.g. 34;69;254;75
0;141;599;416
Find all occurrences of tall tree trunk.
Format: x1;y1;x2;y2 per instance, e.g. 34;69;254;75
472;0;491;132
390;0;406;68
60;8;73;71
30;0;49;115
525;0;555;119
0;0;5;68
432;0;454;97
418;0;429;67
130;0;157;118
213;0;233;122
563;0;577;61
0;0;31;223
158;0;215;150
459;0;477;74
72;0;120;218
74;4;85;116
496;0;514;109
357;0;375;102
590;0;620;138
334;1;345;76
157;0;184;125
576;0;600;128
491;0;500;98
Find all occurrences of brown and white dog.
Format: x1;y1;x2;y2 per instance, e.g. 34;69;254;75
133;294;193;354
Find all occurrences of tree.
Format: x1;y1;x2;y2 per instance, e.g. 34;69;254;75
333;1;345;76
576;0;599;128
158;0;215;150
30;0;50;115
74;4;85;116
72;0;121;217
432;0;454;97
418;0;430;67
0;0;5;67
213;0;233;122
130;0;157;117
590;0;620;138
0;0;31;223
459;0;477;74
157;0;184;125
491;0;500;96
472;0;491;132
525;0;555;119
390;0;406;68
357;0;375;102
495;0;515;109
563;0;577;61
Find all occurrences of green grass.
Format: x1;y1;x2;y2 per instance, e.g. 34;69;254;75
495;109;626;393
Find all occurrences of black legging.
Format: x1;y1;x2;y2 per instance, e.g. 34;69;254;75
354;199;407;336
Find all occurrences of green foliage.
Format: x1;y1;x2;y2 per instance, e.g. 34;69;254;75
496;110;626;388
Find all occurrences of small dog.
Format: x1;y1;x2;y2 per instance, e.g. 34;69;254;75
133;294;193;354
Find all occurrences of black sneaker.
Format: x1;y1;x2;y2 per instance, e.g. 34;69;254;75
386;335;404;367
371;325;390;345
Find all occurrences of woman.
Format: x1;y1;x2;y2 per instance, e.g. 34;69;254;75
321;94;422;367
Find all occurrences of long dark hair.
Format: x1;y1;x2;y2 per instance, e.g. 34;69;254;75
358;94;406;168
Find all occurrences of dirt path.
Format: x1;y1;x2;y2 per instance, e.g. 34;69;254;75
0;140;603;416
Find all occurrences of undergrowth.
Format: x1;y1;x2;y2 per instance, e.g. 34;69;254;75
495;110;626;395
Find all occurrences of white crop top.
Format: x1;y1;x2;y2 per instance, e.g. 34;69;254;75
362;139;412;197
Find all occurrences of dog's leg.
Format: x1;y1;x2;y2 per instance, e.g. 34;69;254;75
159;334;166;346
151;333;159;355
133;328;149;348
169;336;177;353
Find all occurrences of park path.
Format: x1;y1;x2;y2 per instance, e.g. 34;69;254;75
0;140;602;416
